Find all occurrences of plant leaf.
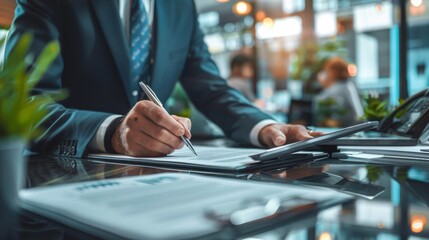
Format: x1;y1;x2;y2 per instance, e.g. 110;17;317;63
0;33;63;140
27;41;60;89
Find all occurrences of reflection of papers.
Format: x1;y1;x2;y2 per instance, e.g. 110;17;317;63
20;173;352;239
355;200;394;228
90;146;263;170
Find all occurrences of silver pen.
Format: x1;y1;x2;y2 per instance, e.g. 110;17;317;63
138;82;198;156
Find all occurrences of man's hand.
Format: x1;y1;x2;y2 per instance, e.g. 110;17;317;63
258;124;323;148
111;100;191;157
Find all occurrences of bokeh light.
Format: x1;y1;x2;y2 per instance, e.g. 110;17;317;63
262;17;274;27
411;215;427;233
410;0;423;7
233;1;252;16
319;232;333;240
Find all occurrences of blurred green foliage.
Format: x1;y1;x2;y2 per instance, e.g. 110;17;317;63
366;166;383;183
361;95;405;121
394;167;409;182
166;83;191;118
0;33;64;140
362;95;390;121
316;97;347;127
290;40;348;83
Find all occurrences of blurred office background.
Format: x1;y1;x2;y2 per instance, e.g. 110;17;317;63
192;0;429;127
1;0;429;126
1;2;429;238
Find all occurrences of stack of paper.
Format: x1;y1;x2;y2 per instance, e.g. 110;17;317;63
340;145;429;166
89;146;327;172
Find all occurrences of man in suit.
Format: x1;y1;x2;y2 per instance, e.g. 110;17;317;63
6;0;318;157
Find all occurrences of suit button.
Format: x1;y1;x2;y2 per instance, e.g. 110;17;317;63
150;58;154;64
71;146;76;155
132;90;138;96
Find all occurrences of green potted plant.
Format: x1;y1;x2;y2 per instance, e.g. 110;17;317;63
0;33;60;239
361;95;390;121
361;95;405;121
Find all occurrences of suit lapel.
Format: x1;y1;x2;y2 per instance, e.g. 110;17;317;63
89;0;134;106
150;0;176;103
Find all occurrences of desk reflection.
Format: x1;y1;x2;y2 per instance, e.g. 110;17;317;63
22;149;429;240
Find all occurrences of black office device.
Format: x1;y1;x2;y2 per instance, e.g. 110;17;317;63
379;88;429;138
250;121;379;161
327;88;429;146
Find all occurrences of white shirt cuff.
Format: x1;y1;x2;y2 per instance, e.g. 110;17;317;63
88;115;123;153
249;119;278;147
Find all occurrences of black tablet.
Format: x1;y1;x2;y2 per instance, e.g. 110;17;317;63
250;121;379;161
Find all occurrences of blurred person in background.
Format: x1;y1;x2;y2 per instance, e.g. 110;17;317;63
314;57;363;127
228;54;256;101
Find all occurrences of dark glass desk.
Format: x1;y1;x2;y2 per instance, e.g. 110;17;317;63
20;140;429;240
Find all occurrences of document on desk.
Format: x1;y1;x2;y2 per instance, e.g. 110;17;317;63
340;145;429;160
88;122;377;171
89;146;326;172
340;145;429;166
20;173;352;240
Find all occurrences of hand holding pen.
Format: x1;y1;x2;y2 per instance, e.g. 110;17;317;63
110;84;195;157
139;82;197;156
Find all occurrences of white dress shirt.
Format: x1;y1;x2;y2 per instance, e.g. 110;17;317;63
89;0;275;152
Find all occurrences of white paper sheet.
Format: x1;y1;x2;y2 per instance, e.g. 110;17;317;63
340;145;429;160
89;146;263;170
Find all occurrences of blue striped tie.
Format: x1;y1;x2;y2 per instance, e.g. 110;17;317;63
130;0;150;92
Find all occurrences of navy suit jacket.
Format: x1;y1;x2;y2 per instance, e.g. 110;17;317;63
6;0;273;157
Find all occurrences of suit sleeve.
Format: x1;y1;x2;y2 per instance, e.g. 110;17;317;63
5;0;111;157
179;1;274;145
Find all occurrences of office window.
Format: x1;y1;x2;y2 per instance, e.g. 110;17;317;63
314;0;337;12
282;0;305;14
353;2;393;32
256;16;302;39
352;2;393;93
315;11;337;37
408;0;429;95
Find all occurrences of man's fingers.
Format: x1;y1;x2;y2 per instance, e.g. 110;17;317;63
135;101;185;137
309;131;324;137
296;126;324;141
260;126;287;148
172;115;192;139
133;115;184;149
112;101;188;157
258;124;326;149
274;134;286;146
125;128;176;156
127;142;170;157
